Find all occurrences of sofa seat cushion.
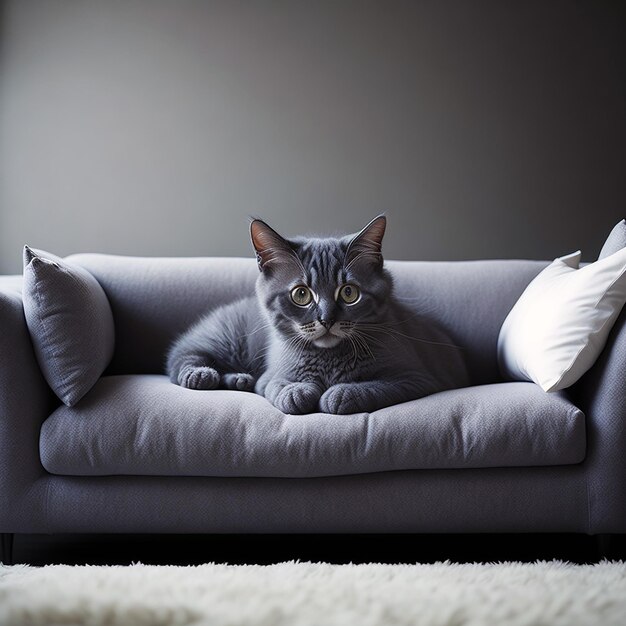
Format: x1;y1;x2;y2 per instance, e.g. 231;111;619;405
39;375;586;478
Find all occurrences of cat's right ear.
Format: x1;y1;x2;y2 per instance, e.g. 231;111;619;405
345;214;386;271
250;219;295;272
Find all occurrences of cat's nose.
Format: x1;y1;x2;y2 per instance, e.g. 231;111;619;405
319;318;335;330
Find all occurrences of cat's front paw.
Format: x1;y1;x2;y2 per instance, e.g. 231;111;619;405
178;365;220;390
266;380;322;414
320;384;371;414
222;372;256;391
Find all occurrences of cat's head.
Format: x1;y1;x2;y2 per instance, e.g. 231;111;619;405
250;216;392;349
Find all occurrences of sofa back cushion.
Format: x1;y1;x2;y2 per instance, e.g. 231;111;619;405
68;254;547;385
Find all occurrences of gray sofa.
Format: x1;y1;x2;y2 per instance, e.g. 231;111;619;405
1;254;625;563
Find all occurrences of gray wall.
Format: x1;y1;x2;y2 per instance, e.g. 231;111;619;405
1;0;625;274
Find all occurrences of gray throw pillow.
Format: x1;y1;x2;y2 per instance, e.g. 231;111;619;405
22;246;115;406
598;219;626;259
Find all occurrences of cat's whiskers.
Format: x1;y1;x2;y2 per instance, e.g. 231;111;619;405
271;331;315;378
356;323;464;350
247;342;276;369
239;321;274;339
299;323;318;337
353;333;387;352
318;320;376;364
284;335;312;374
349;329;376;360
346;335;360;367
351;333;374;364
236;322;279;371
354;332;376;359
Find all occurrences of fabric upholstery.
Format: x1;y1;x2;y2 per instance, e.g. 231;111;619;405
569;303;626;533
66;254;259;379
69;254;548;385
40;375;585;478
4;256;626;535
40;466;589;534
0;277;56;532
22;247;115;406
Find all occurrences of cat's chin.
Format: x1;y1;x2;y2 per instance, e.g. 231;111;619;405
312;334;343;349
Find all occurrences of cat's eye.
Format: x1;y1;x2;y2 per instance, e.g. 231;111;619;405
291;285;313;307
339;284;360;304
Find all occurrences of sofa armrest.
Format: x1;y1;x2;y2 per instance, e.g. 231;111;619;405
0;276;55;532
571;306;626;533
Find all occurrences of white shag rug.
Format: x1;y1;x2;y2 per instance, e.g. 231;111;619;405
1;560;625;626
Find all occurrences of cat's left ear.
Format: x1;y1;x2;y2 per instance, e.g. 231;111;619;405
345;215;386;270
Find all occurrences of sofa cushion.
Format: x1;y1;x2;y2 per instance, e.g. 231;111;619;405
39;375;585;478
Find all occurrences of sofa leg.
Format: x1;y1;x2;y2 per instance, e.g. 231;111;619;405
1;533;14;565
596;534;612;560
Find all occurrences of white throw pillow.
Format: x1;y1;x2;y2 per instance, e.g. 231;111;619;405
497;247;626;391
598;219;626;259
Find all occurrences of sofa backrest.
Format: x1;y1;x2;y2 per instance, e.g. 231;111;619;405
68;254;547;385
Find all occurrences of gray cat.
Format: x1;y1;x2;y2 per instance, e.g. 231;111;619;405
166;216;469;414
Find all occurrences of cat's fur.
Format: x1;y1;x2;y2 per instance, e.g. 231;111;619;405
166;216;469;414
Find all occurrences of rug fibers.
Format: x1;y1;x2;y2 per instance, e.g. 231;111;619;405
1;560;625;626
